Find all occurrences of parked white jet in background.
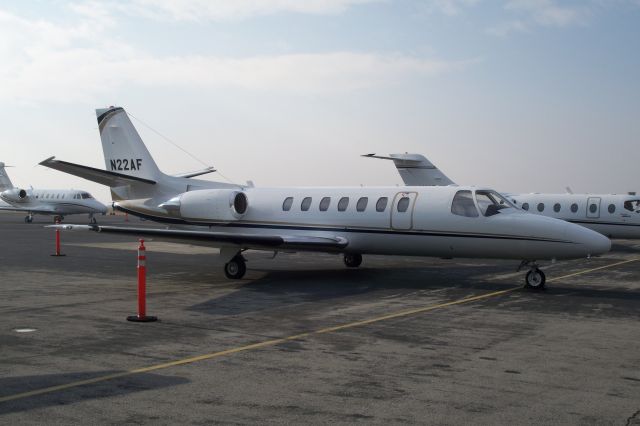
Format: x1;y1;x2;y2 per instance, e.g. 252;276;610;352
366;153;640;239
39;107;610;289
0;162;107;223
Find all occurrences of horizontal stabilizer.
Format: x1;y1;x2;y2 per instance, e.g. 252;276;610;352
47;224;349;251
39;157;156;187
173;166;216;179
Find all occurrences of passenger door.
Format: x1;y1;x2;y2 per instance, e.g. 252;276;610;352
391;192;418;230
586;197;601;219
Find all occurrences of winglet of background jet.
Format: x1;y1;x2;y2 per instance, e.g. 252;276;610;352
361;153;456;186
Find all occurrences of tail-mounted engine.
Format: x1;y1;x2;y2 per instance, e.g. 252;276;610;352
159;189;249;222
0;188;28;202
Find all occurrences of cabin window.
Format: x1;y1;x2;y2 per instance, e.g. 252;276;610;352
356;197;368;212
537;203;545;212
338;197;349;212
522;203;529;211
451;190;478;217
61;194;65;199
56;194;60;199
376;197;388;212
301;197;312;211
319;197;331;211
553;203;561;213
608;204;616;214
282;197;293;211
571;203;578;213
397;197;410;213
589;203;598;214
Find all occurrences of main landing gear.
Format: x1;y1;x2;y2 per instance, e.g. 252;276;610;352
224;254;247;279
89;214;97;224
343;253;363;268
24;214;33;223
53;215;64;223
519;261;546;291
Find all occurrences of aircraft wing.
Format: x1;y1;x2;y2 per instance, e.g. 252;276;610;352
0;204;57;214
39;157;156;186
49;224;349;251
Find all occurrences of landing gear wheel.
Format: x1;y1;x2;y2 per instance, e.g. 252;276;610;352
343;253;363;268
24;215;33;223
525;268;546;290
224;256;247;279
90;217;97;224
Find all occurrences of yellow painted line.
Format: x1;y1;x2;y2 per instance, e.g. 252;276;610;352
1;258;636;404
546;258;639;283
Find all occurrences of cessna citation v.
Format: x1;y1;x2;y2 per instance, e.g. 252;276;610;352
366;153;640;239
0;162;107;223
39;107;610;290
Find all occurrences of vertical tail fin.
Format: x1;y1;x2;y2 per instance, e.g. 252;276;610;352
0;162;15;191
362;153;456;186
97;107;164;182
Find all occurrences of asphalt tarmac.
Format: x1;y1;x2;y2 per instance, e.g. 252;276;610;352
0;213;638;425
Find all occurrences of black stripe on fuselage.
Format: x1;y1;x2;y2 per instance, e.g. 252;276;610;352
566;219;640;228
115;205;576;244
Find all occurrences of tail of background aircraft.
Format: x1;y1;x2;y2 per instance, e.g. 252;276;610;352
362;153;456;186
0;162;14;191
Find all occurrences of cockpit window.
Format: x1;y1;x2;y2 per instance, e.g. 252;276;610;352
475;190;514;217
451;190;479;217
624;200;640;212
81;193;93;199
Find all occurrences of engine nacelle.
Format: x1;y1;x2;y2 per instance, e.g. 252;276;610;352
159;189;249;221
1;188;28;202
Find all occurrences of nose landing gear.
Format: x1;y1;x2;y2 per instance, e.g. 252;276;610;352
519;260;546;290
24;214;34;223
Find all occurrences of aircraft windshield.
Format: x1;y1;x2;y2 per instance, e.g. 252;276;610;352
475;190;514;217
624;199;640;212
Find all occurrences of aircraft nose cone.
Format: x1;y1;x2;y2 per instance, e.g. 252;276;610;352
565;223;611;256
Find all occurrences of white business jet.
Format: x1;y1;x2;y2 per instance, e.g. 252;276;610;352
365;153;640;239
39;107;610;290
0;162;107;223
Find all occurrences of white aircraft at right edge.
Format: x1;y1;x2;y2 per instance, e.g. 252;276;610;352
365;153;640;239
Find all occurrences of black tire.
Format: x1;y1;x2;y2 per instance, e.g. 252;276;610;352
525;269;546;290
224;256;247;279
343;253;363;268
25;216;32;223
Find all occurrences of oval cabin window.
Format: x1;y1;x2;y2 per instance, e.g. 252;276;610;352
376;197;388;212
537;203;545;212
301;197;312;211
282;197;293;211
356;197;368;212
553;203;561;213
338;197;349;212
571;203;579;213
397;197;410;213
589;204;597;213
608;204;616;214
319;197;331;211
522;203;529;211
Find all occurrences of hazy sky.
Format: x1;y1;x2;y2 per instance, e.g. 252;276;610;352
0;0;638;202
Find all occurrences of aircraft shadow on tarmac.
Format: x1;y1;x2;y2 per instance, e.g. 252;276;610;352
186;264;518;317
186;265;640;319
0;371;189;415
